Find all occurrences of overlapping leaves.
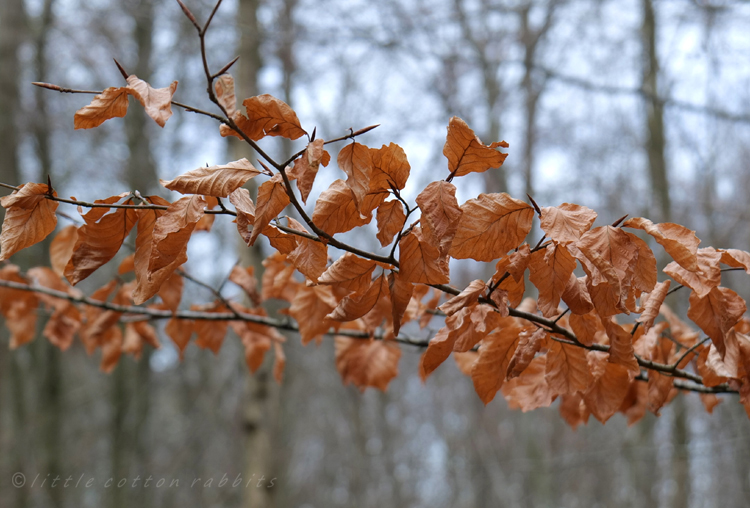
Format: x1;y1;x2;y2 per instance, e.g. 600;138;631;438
4;86;750;427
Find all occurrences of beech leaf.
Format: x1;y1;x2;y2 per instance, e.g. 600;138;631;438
126;75;178;127
399;226;450;284
161;158;261;197
132;196;187;305
289;285;337;345
417;181;462;255
337;142;373;214
242;94;306;140
369;143;410;191
327;274;388;322
540;203;597;245
470;326;525;404
248;174;290;246
319;253;377;295
663;247;721;298
148;195;205;275
449;193;534;262
0;183;58;261
545;340;593;395
636;280;671;333
214;74;236;116
376;200;406;247
687;286;746;357
64;194;137;285
623;217;700;272
444;117;508;178
311;180;386;236
528;244;577;318
290;139;329;204
335;337;401;391
74;87;130;129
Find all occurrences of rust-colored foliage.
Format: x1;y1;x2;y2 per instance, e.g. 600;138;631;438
10;36;750;428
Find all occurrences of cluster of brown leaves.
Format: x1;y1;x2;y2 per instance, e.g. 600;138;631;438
4;76;750;428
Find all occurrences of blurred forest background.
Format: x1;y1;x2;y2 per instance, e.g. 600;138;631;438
2;0;750;507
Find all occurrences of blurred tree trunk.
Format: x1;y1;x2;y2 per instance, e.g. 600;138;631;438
0;1;29;507
0;0;23;188
277;0;298;160
230;2;281;508
31;3;65;507
642;2;688;507
125;0;158;195
642;0;670;223
112;2;157;507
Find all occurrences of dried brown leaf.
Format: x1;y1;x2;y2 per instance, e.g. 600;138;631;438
337;142;373;214
687;286;746;357
540;203;597;245
132;196;187;305
582;352;632;423
161;159;260;197
602;317;640;373
327;274;388;322
290;139;329;204
636;280;671;332
126;75;178;127
528;244;577;317
311;180;386;236
148;195;206;274
64;194;137;285
664;247;721;298
376;200;406;247
444;117;508;178
388;271;414;336
248;174;289;246
623;217;700;272
470;326;525;404
0;183;58;261
214;74;236;116
369;143;410;191
289;285;338;344
561;274;594;315
439;279;486;316
399;226;449;284
507;328;547;379
545;340;593;395
241;94;306;140
319;253;377;295
335;337;401;391
449;193;534;262
74;87;130;129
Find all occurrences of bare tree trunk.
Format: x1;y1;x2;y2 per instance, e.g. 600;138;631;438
230;2;281;508
642;2;686;506
0;0;24;189
32;4;65;507
1;2;31;507
642;0;671;223
112;3;157;507
125;0;158;195
277;0;298;161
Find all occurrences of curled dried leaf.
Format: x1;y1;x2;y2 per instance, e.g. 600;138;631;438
444;117;508;178
126;75;178;127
